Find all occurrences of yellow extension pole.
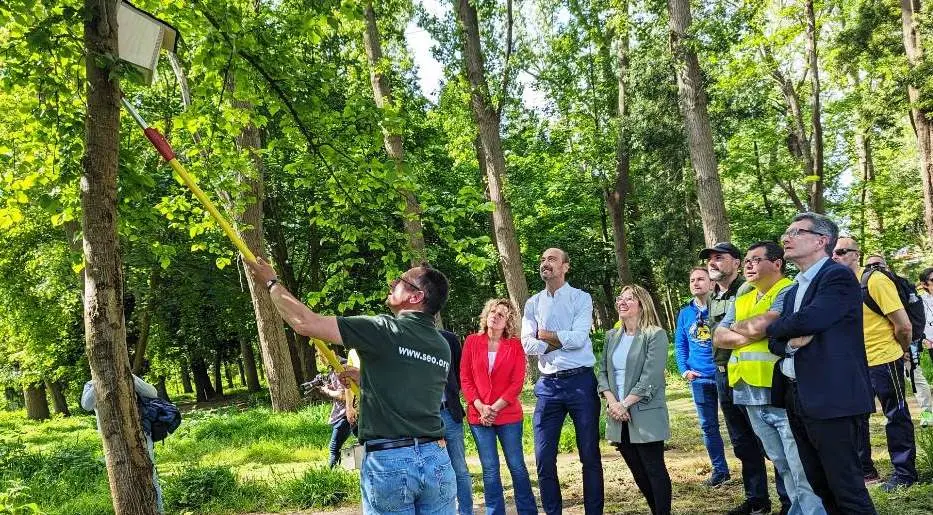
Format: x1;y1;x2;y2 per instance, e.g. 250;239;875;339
122;98;359;396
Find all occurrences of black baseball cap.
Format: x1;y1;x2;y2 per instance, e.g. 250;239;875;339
699;242;741;260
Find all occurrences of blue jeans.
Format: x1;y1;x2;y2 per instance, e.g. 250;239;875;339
329;417;354;468
690;380;729;477
470;421;537;515
441;408;474;515
746;405;825;515
361;440;456;514
715;369;788;507
533;370;603;514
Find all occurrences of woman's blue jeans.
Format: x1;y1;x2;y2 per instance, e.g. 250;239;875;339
470;421;537;515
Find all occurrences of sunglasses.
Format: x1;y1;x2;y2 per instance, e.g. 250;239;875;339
833;248;858;256
390;276;421;292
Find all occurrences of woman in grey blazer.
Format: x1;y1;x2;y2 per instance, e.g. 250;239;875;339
597;284;672;515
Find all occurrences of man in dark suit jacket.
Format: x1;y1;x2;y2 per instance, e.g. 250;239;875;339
765;212;876;514
439;329;473;515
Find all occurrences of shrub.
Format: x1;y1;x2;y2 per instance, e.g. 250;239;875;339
0;481;43;515
163;465;238;511
277;467;359;509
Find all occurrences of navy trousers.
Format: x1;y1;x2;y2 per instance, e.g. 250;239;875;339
856;358;918;484
785;380;876;515
533;370;604;514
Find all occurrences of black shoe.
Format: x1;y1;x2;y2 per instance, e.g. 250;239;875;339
863;471;881;485
880;477;914;492
703;473;731;487
726;499;771;515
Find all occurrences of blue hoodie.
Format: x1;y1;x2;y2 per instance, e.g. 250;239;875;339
674;300;717;383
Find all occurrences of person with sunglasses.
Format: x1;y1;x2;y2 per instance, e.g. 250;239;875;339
833;240;917;491
246;258;457;513
673;267;730;487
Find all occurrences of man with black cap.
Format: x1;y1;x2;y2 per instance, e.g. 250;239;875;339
702;242;788;515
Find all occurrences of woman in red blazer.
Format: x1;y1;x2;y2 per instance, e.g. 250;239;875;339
461;298;537;515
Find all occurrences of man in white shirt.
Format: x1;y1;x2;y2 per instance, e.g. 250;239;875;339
916;266;933;426
522;248;602;514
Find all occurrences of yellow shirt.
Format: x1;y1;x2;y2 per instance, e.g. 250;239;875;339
861;268;905;366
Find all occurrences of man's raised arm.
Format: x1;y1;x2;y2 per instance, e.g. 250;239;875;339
247;258;342;344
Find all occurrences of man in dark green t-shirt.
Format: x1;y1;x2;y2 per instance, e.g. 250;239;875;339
246;258;456;513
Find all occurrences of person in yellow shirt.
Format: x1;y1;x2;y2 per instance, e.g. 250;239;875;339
832;238;917;491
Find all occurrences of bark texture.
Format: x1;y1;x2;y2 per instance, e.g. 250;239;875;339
667;0;731;244
804;0;825;213
231;89;301;412
900;0;933;243
455;0;530;312
82;1;158;511
46;380;70;417
24;383;50;421
362;0;428;265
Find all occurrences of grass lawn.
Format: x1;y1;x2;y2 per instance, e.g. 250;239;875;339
0;378;931;514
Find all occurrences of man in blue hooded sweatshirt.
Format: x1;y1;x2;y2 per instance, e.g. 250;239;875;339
675;266;730;486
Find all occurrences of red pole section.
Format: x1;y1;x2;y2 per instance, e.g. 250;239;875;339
143;128;176;161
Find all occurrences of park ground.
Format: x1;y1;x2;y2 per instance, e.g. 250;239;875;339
1;377;931;514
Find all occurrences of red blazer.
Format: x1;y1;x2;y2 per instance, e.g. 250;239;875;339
460;333;526;425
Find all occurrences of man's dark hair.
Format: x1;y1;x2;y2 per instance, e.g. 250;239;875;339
413;266;449;316
747;241;786;273
920;267;933;284
791;212;839;256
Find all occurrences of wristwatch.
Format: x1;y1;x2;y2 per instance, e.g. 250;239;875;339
265;277;279;292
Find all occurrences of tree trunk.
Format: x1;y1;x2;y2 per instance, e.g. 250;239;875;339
225;364;234;390
46;380;70;417
231;86;301;412
900;0;933;243
283;329;305;386
805;0;825;213
240;338;261;392
156;377;170;402
455;0;529;314
24;383;50;421
179;359;193;394
82;1;158;511
212;352;224;398
132;267;159;375
607;2;634;285
237;358;247;386
5;387;22;410
362;0;428;265
190;356;216;402
667;0;730;244
296;334;316;383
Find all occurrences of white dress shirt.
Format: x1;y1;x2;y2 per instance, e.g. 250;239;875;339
521;282;595;374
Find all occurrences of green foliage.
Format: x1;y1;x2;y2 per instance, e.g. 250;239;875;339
0;482;43;515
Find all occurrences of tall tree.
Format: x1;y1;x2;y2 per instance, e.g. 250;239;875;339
231;85;301;412
667;0;731;244
804;0;825;212
899;0;933;243
454;0;530;312
362;0;428;266
81;0;158;512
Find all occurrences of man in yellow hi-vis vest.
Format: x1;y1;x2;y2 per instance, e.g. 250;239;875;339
714;242;826;515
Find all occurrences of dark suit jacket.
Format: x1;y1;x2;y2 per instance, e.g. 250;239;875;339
439;330;466;423
766;259;874;419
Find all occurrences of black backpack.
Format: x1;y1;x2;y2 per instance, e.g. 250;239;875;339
137;395;182;443
860;264;926;343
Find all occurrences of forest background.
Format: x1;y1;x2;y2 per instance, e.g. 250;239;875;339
1;0;933;512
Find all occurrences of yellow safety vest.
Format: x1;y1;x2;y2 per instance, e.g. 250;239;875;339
728;277;793;388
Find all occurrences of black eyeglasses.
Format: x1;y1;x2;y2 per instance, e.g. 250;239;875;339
782;227;825;239
833;248;859;256
390;276;421;292
743;256;775;266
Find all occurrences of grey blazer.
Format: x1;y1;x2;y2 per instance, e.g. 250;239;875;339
596;326;671;444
